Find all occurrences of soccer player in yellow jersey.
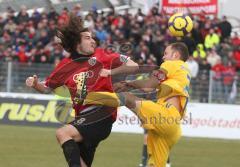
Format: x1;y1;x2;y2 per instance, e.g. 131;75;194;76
84;42;191;167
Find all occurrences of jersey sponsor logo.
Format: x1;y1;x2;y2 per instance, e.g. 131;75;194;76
73;72;86;95
85;71;94;78
88;57;97;66
73;72;88;102
73;71;94;81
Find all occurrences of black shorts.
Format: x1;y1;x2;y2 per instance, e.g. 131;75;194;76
69;106;115;166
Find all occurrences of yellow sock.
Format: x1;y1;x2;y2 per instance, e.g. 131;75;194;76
84;92;120;107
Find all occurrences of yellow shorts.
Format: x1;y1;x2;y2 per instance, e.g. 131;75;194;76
136;100;182;167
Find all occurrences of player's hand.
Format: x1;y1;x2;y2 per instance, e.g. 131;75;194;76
26;75;38;88
99;69;111;77
113;82;125;92
113;81;133;92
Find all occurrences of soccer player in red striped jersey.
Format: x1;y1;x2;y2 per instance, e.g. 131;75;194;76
26;14;138;167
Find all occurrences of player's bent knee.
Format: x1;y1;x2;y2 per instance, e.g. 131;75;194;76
55;128;68;143
56;125;82;144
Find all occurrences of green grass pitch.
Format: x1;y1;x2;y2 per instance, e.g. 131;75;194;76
0;125;240;167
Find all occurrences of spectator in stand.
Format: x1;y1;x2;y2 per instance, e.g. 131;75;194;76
84;14;95;30
4;19;17;34
204;28;220;50
226;50;236;66
39;30;51;46
32;42;43;63
1;31;12;48
12;27;25;46
187;56;199;78
229;75;238;104
31;8;42;26
39;53;48;64
231;32;240;46
191;21;204;44
207;48;221;67
182;33;196;55
48;7;59;21
16;5;29;24
0;16;5;35
48;20;57;39
218;41;233;64
6;6;16;21
211;59;225;102
142;28;153;46
58;7;69;27
200;17;211;39
95;24;108;43
199;59;211;102
217;16;232;41
134;43;150;63
193;43;206;62
3;47;13;61
129;21;142;45
0;44;4;61
17;44;28;63
233;48;240;71
186;56;199;98
151;30;165;65
223;61;236;103
49;44;63;63
26;20;36;41
72;4;83;18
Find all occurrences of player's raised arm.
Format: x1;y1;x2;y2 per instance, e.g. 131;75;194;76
25;75;52;94
126;69;166;92
99;58;139;77
111;58;139;75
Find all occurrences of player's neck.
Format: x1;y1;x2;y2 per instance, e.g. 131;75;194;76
70;50;93;62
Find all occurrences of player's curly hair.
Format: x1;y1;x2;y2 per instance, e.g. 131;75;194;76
56;13;89;53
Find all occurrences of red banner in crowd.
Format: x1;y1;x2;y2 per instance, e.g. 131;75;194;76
161;0;218;15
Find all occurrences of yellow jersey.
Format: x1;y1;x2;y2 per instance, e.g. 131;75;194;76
156;60;191;114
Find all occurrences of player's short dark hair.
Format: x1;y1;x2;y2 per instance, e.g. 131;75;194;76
170;42;189;61
56;13;89;53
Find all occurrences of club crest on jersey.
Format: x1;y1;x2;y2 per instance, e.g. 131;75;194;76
88;57;97;66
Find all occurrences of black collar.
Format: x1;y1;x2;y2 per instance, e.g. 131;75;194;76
70;51;93;62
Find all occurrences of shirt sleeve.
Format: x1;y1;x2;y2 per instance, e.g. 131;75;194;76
110;53;130;68
159;61;177;78
45;70;64;89
44;59;68;89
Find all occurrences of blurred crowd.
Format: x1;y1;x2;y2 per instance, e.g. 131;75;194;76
0;4;239;103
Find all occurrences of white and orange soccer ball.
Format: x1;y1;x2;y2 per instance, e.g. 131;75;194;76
168;13;193;37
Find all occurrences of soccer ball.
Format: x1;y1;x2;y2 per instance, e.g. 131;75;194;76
168;13;193;37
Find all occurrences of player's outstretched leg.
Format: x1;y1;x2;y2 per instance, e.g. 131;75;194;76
84;91;141;110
